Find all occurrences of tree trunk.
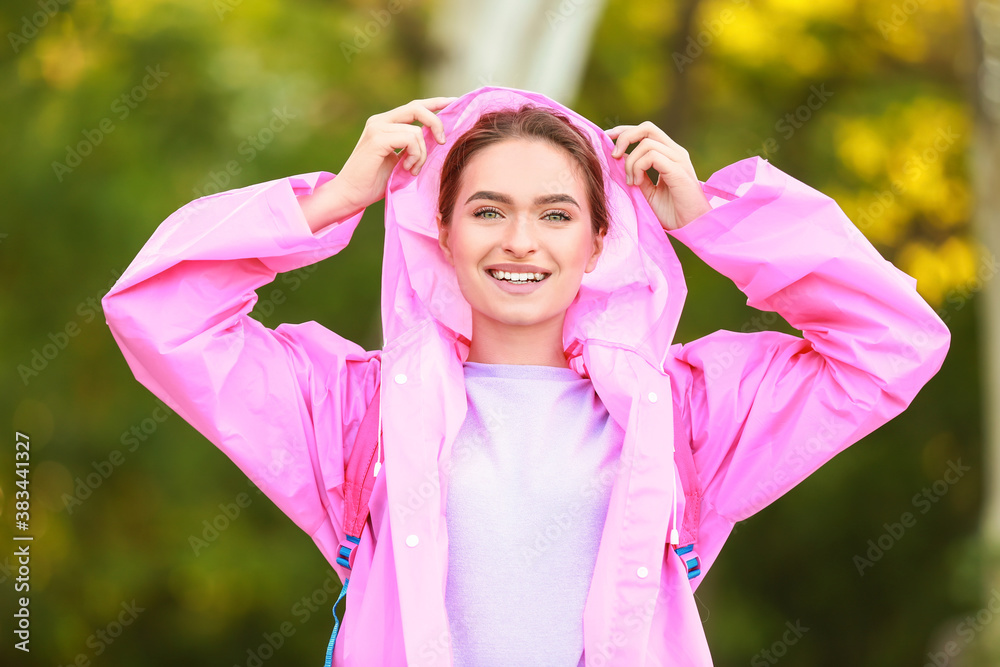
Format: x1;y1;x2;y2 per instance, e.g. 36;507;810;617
425;0;608;104
972;0;1000;662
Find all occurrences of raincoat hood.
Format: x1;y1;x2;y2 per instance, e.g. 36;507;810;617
382;85;688;377
374;86;706;663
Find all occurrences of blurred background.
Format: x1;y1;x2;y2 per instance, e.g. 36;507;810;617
2;0;997;665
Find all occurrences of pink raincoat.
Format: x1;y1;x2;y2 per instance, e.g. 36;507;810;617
102;85;950;665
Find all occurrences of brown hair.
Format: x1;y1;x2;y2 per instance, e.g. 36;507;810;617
437;104;610;238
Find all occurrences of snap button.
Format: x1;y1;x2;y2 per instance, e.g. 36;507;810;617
647;392;658;403
637;566;649;579
395;373;408;384
405;534;419;547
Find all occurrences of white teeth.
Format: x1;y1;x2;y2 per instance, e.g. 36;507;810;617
489;269;546;283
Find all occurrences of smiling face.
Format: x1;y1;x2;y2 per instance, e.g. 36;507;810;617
437;138;604;338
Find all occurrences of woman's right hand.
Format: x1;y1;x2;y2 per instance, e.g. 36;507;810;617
299;96;457;233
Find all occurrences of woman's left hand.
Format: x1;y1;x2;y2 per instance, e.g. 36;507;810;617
606;122;712;231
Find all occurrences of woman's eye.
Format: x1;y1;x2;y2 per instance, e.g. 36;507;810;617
473;207;502;219
544;210;571;221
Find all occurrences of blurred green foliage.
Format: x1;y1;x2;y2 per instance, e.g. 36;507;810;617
0;0;980;665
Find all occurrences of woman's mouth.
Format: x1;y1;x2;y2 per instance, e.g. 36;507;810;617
488;269;547;283
486;268;550;293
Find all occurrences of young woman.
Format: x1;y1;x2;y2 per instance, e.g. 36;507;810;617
103;86;950;666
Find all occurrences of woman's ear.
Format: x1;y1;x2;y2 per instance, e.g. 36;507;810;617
437;211;454;266
585;230;605;273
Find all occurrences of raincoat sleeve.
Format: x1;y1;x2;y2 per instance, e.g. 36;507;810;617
663;157;950;539
101;172;379;559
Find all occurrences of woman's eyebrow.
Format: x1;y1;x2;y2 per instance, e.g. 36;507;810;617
465;190;580;208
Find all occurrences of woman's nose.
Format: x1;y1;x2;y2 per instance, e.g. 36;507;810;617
501;217;537;255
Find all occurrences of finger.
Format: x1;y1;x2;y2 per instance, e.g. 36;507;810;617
413;95;460;110
606;125;636;158
394;98;455;144
611;123;688;164
398;125;426;173
407;100;451;145
416;123;428;172
634;120;688;156
380;127;424;172
626;137;696;184
624;140;660;186
628;142;690;189
612;125;651;163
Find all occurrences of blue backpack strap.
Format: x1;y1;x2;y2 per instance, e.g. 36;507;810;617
324;572;351;665
325;375;383;665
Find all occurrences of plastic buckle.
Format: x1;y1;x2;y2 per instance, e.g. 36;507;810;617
335;535;362;570
673;543;701;580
